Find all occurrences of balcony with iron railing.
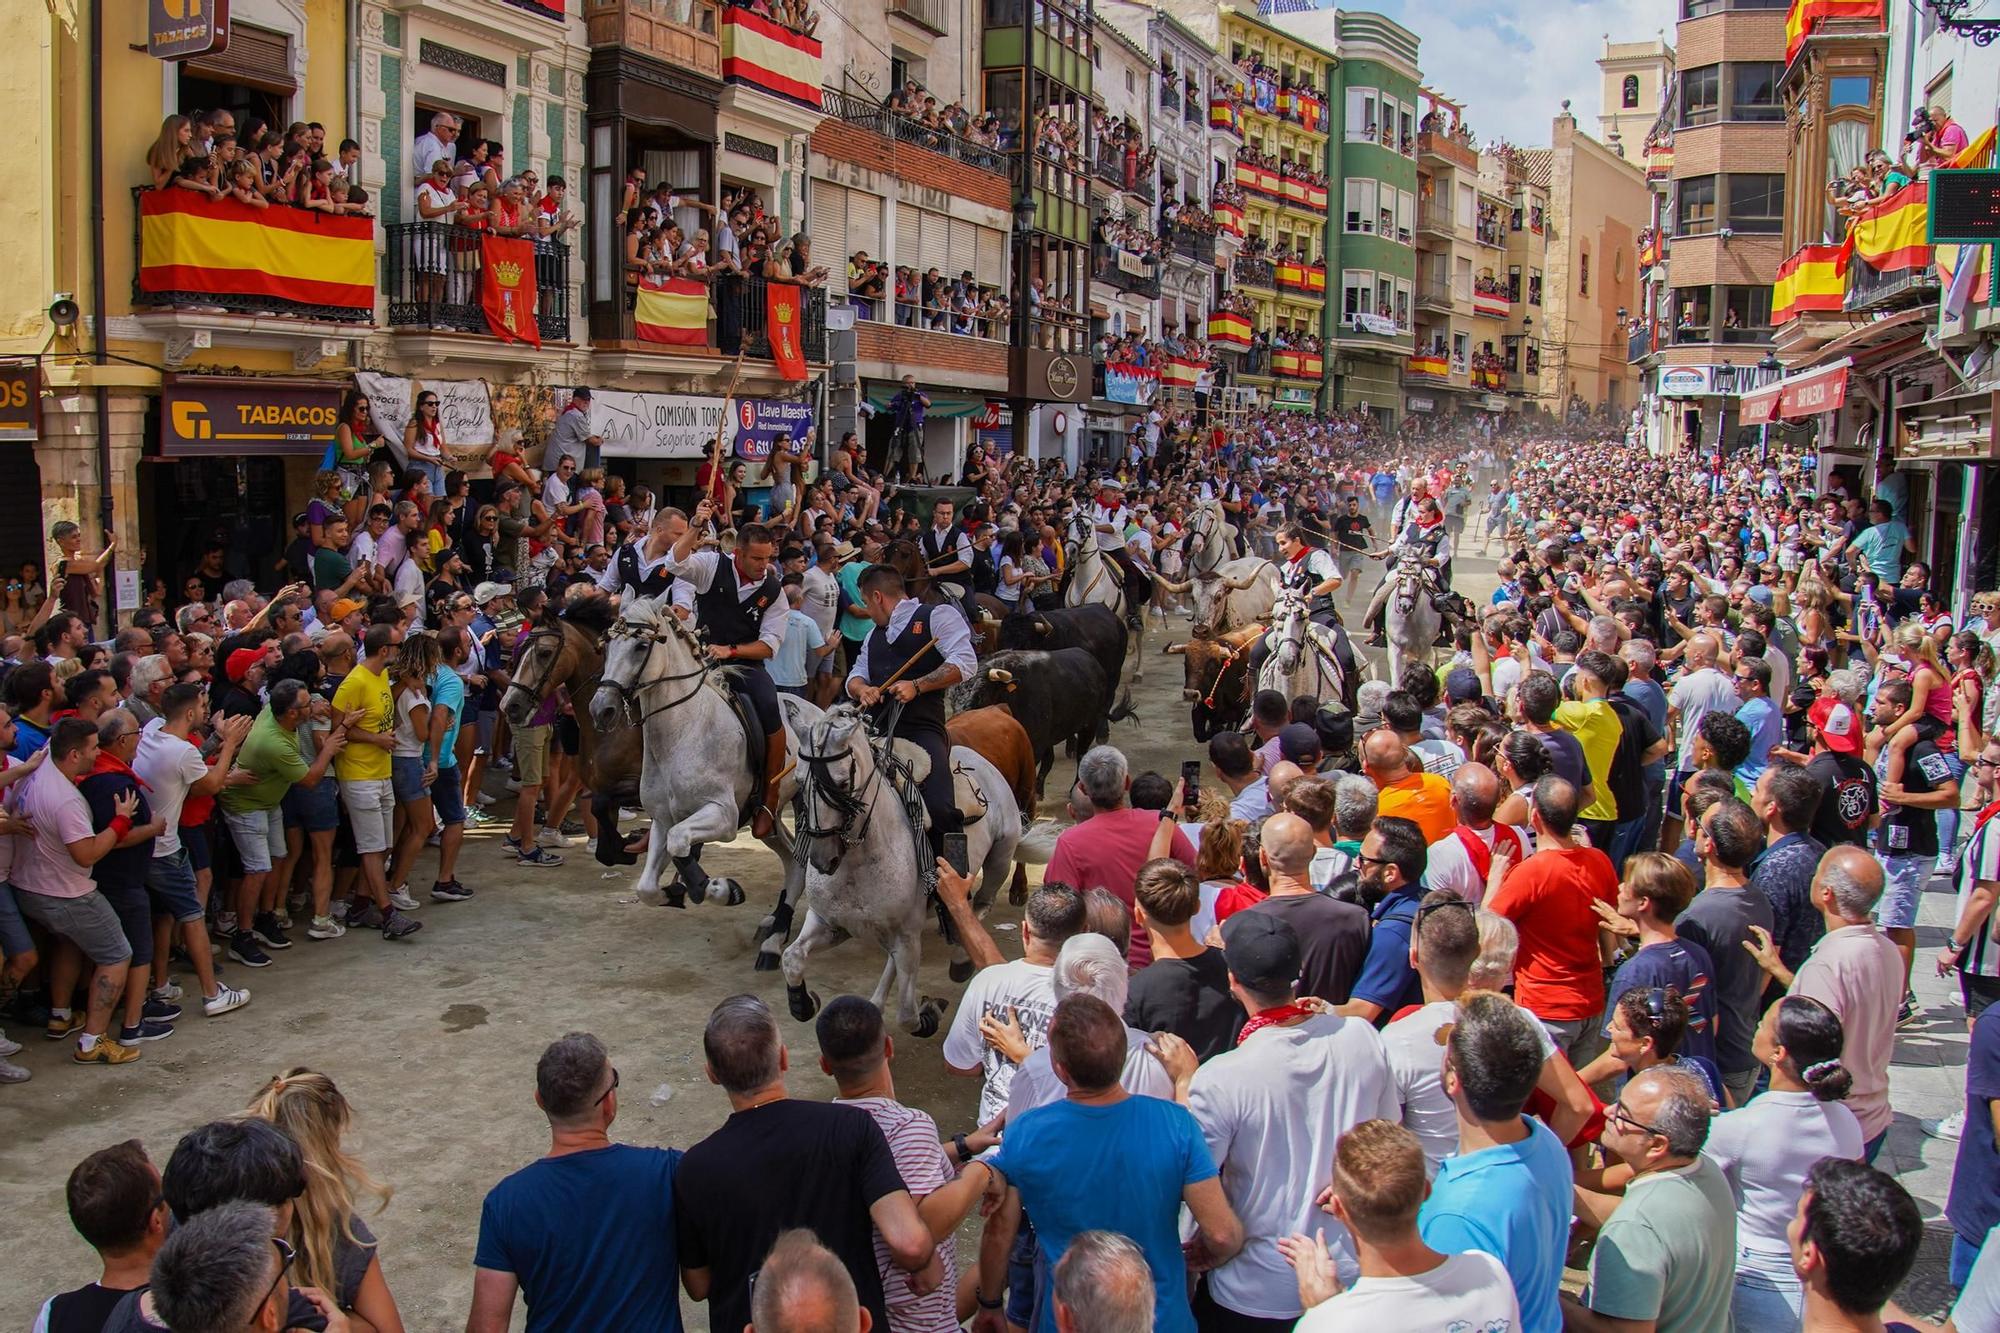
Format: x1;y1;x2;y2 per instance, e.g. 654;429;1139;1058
1627;323;1654;363
593;271;825;360
1415;281;1455;314
887;0;949;34
1160;80;1182;114
1846;261;1937;313
819;88;1008;176
1232;255;1276;289
132;186;377;325
1093;244;1164;298
1415;206;1455;240
1170;225;1217;267
381;222;571;342
1474;218;1505;248
1417;129;1479;172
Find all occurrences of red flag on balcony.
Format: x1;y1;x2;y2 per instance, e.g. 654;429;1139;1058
765;281;809;381
479;236;541;348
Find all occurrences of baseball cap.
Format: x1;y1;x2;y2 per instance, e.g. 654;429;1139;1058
224;648;263;683
474;581;514;604
1808;698;1862;755
1746;584;1775;606
1445;666;1484;704
1278;722;1322;764
570;386;592;401
1221;912;1302;993
329;597;366;622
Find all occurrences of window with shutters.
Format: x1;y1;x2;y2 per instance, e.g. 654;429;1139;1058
917;209;949;273
896;201;923;272
975;225;1005;288
847;192;883;271
949;218;977;279
814;184;850;292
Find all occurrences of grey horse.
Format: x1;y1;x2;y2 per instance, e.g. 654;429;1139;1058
1154;497;1278;635
1381;549;1443;684
589;589;816;972
1062;510;1144;683
783;703;1024;1036
1258;586;1351;711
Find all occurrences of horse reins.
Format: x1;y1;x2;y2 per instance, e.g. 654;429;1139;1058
598;618;716;725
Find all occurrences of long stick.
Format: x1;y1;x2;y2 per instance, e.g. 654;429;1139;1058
873;636;939;692
707;344;752;517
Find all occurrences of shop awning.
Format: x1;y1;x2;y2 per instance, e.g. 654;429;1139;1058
1738;358;1851;426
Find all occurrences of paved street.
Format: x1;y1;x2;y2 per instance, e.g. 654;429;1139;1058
0;540;1976;1327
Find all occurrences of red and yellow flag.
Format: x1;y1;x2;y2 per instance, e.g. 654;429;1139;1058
633;277;710;347
720;7;823;107
1835;127;1995;275
1161;357;1204;388
1773;243;1845;323
1786;0;1883;62
137;190;374;311
1406;354;1449;377
480;236;541;348
1277;260;1306;289
765;280;808;380
1207;310;1252;347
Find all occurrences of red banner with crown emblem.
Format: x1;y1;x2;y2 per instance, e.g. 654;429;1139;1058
765;280;809;381
479;236;540;348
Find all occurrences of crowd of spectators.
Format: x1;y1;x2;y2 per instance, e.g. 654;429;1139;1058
147;111;371;221
729;0;819;37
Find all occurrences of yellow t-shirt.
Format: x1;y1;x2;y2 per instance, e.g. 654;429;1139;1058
331;663;395;782
1554;697;1621;823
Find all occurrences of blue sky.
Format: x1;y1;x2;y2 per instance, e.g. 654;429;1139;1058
1351;0;1666;148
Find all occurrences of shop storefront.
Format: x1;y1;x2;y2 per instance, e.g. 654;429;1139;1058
0;365;47;582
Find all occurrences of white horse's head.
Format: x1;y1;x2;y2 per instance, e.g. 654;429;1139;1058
1271;587;1308;673
589;587;703;731
796;702;878;874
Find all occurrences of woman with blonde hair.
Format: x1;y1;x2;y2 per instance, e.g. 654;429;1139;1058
246;1067;404;1331
1187;814;1245;940
147;114;194;189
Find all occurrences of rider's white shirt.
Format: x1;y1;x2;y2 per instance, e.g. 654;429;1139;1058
845;596;978;686
1283;547;1341;590
1090;502;1131;552
664;548;789;655
596;540;696;614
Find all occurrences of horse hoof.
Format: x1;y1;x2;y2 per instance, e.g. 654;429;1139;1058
660;882;688;909
753;949;782;973
1008;875;1028;907
948;959;974;984
635;882;667;907
712;878;747;908
787;984;821;1022
913;1009;941;1038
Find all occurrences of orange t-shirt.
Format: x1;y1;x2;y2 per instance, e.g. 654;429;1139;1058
1374;770;1455;845
1486;845;1620;1022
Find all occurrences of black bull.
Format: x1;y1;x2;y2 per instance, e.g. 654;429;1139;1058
957;647;1133;797
995;604;1128;696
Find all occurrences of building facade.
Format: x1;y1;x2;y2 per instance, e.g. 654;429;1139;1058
1541;103;1649;413
1321;12;1419;423
1597;35;1676;157
1404;90;1487;421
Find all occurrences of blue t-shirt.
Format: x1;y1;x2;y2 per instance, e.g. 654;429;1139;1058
1948;1005;2000;1247
1418;1118;1573;1333
474;1144;685;1333
1622;678;1669;778
993;1095;1218;1333
768;608;825;688
837;562;872;642
429;664;466;763
10;715;50;761
1351;886;1423;1015
1371;471;1395;501
1851;519;1910;581
1602;937;1719;1067
1734;695;1781;785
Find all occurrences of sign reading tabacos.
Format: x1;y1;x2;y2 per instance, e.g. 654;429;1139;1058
161;377;341;456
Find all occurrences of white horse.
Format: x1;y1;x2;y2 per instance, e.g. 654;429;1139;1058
1063;511;1144;682
783;704;1023;1035
589;589;816;972
1258;586;1351;711
1157;498;1279;635
1381;550;1443;685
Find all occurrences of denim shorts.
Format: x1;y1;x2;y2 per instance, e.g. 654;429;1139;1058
223;806;287;874
144;848;205;924
432;764;466;827
1875;852;1935;929
13;887;132;966
0;881;34;958
282;777;341;834
99;882;155;968
391;755;430;804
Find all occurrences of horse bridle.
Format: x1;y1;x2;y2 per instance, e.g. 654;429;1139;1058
509;625;603;713
597;616;713;725
1185;505;1228;580
795;719;889;872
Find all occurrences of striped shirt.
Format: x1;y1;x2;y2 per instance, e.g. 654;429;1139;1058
1953;811;2000;980
836;1095;961;1333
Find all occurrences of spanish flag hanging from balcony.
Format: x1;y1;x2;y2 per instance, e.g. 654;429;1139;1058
137;189;374;312
1214;202;1245;235
1277;260;1306;289
1283;178;1309;206
1406;354;1449;377
1210;99;1240;133
633;276;710;347
1208;310;1252;347
1235;161;1259;190
1306;265;1327;293
1161;357;1204;388
479;236;541;348
1272;350;1302;377
1835;127;1995;275
1785;0;1883;63
1772;243;1845;324
720;6;824;109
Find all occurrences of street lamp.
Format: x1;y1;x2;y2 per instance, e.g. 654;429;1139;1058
1010;188;1038;458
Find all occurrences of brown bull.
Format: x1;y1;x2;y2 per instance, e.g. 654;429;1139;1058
948;704;1039;818
1164;623;1264;742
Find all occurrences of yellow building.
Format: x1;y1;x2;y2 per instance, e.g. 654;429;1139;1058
1173;1;1332;409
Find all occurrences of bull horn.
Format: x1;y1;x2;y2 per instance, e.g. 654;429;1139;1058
1223;573;1257;591
1163;641;1187;655
1156;577;1191;594
986;667;1013;683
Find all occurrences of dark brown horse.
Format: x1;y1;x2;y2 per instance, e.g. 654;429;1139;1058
498;597;643;866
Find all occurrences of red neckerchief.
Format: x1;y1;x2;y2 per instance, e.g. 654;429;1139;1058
1286;548;1308;566
1237;1001;1316;1044
1414;507;1444;529
1973;797;2000;839
90;750;150;792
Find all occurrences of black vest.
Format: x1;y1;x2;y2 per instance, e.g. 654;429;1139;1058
615;543;677;599
920;525;961;571
44;1284;132;1333
970;547;998;596
693;560;780;646
864;604;947;732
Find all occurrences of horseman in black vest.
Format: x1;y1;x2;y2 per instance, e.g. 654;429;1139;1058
846;562;978;858
919;497;977;625
598;507;694;614
1245;520;1359;690
670;498;791;837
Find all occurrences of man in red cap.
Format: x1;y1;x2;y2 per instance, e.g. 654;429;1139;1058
216;648;267;722
1777;697;1876;852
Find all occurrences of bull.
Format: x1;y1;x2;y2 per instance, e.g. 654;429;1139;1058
996;603;1129;692
1163;623;1263;741
1156;557;1281;636
957;647;1133;797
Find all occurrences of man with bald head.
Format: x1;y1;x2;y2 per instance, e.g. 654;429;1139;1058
1232;812;1370;1005
1422;763;1530;905
1365;729;1454;844
1665;632;1738;853
748;1231;870;1333
1745;845;1901;1159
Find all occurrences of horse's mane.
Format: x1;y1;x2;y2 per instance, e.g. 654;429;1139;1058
560;596;617;635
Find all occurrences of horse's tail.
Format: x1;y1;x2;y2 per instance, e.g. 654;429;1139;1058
1108;687;1138;724
1016;818;1062;865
